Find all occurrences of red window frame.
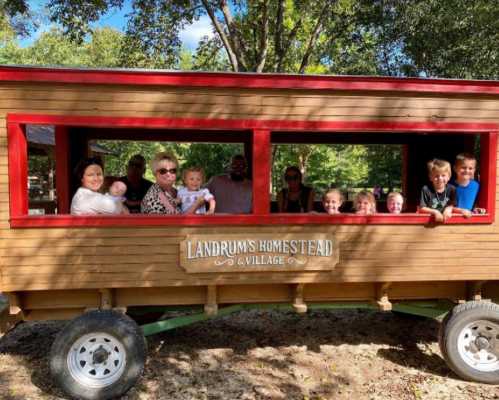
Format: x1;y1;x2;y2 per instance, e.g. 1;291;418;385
8;113;497;228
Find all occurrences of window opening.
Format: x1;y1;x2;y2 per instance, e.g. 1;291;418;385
271;132;482;214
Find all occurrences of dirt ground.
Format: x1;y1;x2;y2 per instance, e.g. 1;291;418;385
0;308;498;400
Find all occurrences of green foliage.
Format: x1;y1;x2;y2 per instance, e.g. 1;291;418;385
176;143;243;181
272;143;401;198
397;0;499;79
0;0;35;37
0;26;125;67
98;141;243;183
21;28;87;66
98;140;173;180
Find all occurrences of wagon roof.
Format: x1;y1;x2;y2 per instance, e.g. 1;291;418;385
1;65;499;96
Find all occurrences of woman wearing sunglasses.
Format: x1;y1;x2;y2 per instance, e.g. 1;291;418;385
277;166;315;213
141;152;203;214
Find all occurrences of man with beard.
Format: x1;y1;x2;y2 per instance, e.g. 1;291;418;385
206;154;252;213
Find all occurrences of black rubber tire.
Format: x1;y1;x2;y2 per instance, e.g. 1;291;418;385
438;309;452;361
440;301;499;384
50;310;147;400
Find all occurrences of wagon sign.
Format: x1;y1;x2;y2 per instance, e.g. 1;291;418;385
179;234;338;273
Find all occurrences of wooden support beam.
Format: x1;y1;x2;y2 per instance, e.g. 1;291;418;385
375;283;392;312
99;288;114;310
467;281;490;302
1;293;24;332
6;292;24;318
204;285;218;316
292;283;307;314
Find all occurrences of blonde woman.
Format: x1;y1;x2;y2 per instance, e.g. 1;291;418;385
141;152;203;214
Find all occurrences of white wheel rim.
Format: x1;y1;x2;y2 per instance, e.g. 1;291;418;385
67;332;126;388
457;319;499;372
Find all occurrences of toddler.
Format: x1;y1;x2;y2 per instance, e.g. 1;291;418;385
451;153;481;217
419;159;455;222
322;189;343;215
177;167;216;214
386;191;404;214
354;190;376;215
107;180;129;214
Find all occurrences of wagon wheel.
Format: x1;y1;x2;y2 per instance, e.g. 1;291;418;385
50;310;147;400
440;301;499;384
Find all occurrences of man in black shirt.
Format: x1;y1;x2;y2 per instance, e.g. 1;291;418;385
120;155;153;213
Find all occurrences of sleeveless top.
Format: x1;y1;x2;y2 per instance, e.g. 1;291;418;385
281;185;312;213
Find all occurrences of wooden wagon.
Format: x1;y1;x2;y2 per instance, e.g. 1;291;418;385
1;66;498;399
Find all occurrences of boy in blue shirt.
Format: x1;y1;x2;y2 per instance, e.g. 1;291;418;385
451;153;480;217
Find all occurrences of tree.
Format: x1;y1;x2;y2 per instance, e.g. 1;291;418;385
397;0;499;79
0;0;35;37
44;0;362;73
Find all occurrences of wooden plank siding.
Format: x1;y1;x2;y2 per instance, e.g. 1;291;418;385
0;80;499;297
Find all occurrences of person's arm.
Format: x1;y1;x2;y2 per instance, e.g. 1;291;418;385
277;190;284;212
442;186;457;220
203;189;216;214
442;205;453;220
207;198;216;214
306;189;315;212
453;207;472;218
419;206;445;222
87;192;122;215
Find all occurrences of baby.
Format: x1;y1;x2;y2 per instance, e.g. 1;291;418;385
322;189;343;215
354;190;376;215
177;167;216;214
386;191;404;214
107;180;129;214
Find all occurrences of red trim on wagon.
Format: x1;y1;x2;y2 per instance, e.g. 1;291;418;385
7;114;499;132
9;213;494;228
2;65;499;95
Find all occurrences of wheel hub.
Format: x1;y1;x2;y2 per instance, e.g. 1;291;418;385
457;319;499;372
474;336;491;351
92;346;110;365
67;332;126;389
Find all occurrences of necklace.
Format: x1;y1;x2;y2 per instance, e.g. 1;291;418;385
435;190;447;203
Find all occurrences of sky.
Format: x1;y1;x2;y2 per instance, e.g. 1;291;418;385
21;0;214;50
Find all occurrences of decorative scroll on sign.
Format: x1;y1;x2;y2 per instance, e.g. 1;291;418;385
179;234;338;273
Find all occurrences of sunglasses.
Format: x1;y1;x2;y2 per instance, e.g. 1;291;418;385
129;162;144;168
285;175;299;181
157;168;177;175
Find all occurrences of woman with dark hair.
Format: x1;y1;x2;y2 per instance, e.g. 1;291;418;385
277;166;315;213
70;157;125;215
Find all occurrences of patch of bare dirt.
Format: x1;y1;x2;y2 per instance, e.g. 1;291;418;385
0;309;498;400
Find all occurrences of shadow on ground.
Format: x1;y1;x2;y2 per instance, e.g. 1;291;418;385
0;309;450;399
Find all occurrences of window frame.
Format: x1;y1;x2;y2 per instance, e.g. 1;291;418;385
8;113;497;228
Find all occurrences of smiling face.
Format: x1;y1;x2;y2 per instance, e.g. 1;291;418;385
454;159;476;185
356;197;373;214
81;164;104;192
387;194;404;214
323;192;342;215
429;168;450;192
184;170;203;191
155;160;177;190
